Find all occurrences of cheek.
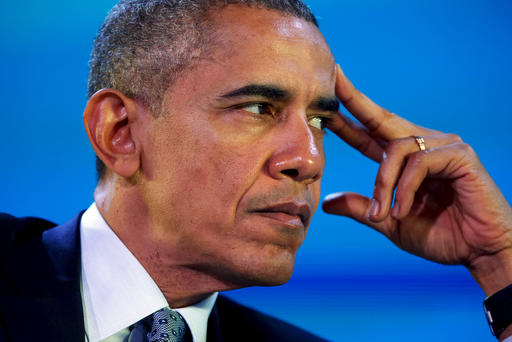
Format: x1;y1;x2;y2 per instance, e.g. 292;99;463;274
144;110;276;237
311;182;322;209
188;123;269;204
156;134;263;228
198;139;258;193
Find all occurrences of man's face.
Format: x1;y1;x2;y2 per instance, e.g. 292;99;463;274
139;5;336;287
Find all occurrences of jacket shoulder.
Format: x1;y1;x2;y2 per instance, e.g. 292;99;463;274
214;295;328;342
0;213;56;258
0;213;84;341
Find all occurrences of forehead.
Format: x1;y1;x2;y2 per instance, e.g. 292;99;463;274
212;6;333;77
209;4;322;42
164;5;335;106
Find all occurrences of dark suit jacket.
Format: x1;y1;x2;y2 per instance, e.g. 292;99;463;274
0;213;327;342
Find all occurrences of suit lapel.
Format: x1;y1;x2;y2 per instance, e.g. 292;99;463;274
207;302;224;342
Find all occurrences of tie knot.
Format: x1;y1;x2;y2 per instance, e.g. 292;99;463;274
147;308;190;342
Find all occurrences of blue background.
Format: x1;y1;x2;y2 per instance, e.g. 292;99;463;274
1;0;511;340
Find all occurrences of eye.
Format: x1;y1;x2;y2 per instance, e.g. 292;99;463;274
240;103;274;116
308;116;326;130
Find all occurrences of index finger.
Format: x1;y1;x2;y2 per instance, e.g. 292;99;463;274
335;65;434;140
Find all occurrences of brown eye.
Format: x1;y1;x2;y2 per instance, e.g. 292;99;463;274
242;103;273;116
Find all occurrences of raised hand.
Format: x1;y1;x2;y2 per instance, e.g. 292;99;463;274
323;65;512;296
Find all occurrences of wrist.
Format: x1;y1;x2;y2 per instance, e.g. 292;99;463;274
498;324;512;341
468;248;512;296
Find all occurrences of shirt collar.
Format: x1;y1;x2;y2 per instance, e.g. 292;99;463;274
80;203;218;342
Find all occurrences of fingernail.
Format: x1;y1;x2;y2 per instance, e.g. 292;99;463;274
391;202;400;218
336;64;344;76
324;192;342;202
369;198;380;217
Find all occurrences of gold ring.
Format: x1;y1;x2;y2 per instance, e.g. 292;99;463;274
414;136;426;151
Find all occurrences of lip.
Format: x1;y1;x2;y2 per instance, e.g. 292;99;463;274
251;201;311;227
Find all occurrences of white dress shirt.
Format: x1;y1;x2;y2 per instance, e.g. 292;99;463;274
80;203;218;342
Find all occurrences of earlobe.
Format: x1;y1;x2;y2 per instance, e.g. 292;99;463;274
83;89;141;179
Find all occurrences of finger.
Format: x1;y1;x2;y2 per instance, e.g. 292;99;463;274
392;142;470;219
327;112;385;162
322;192;395;238
335;65;435;140
370;134;463;222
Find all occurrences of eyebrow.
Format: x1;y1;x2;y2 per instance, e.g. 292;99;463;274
219;83;339;113
219;84;291;101
311;96;340;113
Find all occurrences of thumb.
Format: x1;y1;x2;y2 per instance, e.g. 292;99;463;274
322;191;392;237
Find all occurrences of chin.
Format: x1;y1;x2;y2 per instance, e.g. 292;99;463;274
227;244;298;288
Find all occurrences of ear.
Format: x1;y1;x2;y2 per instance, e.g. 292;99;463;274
83;89;141;179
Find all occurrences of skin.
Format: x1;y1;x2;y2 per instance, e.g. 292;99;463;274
84;6;337;307
324;66;512;295
323;67;512;340
83;4;512;339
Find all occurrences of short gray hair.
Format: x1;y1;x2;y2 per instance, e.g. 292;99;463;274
89;0;318;179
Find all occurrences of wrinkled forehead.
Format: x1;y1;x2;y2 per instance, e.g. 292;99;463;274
201;5;336;97
208;5;332;59
209;4;320;36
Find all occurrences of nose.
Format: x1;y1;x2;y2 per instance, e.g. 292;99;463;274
267;114;324;184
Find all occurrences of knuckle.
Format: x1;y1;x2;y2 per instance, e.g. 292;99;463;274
381;110;398;128
456;142;475;156
358;140;373;155
386;138;406;154
385;137;412;157
446;133;463;143
374;174;388;189
383;109;396;121
385;139;400;153
363;116;381;133
408;150;428;167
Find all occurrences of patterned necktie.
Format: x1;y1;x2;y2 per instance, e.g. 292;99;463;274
148;308;190;342
126;308;191;342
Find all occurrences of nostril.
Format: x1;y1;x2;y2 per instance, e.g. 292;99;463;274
281;169;299;178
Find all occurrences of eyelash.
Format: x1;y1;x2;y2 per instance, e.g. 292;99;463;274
234;102;331;130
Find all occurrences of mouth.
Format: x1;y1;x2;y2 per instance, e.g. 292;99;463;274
251;201;311;228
